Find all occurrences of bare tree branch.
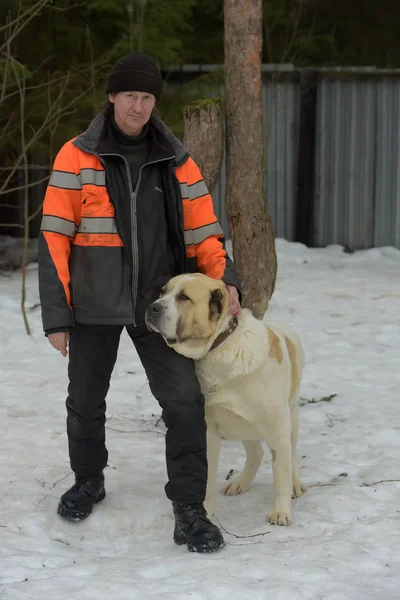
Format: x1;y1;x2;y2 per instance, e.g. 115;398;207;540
263;0;307;66
10;52;31;334
48;2;86;12
281;0;305;64
0;55;11;104
0;165;51;170
0;0;85;46
28;202;44;222
0;73;68;102
0;0;48;33
0;0;50;54
85;25;98;111
0;175;49;197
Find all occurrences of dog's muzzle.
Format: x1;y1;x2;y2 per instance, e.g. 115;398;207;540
145;301;163;331
145;302;177;345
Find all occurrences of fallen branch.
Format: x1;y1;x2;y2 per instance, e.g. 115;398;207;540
361;479;400;487
50;472;72;489
106;426;165;436
299;394;337;406
308;483;337;488
215;516;271;540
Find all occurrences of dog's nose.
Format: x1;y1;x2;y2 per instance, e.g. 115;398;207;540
148;302;162;314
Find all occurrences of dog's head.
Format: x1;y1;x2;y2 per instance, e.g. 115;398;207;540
145;273;229;359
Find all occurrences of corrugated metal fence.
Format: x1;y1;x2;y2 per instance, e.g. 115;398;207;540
170;65;400;250
314;73;400;249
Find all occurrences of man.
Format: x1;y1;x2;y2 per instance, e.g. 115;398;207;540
38;52;241;553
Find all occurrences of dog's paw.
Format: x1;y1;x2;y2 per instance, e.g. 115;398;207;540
222;478;251;496
292;480;307;499
267;510;292;526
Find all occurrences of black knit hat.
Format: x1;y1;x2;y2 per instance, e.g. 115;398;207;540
105;52;163;102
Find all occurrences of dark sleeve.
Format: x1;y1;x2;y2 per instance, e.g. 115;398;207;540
221;244;242;303
45;326;73;337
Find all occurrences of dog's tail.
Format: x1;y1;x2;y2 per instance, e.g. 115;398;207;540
267;322;305;401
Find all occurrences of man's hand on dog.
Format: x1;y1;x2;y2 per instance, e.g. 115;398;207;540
225;284;241;318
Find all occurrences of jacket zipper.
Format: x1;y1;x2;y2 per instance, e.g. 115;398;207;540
100;152;174;326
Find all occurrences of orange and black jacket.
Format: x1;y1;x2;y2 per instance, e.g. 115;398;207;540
38;114;241;333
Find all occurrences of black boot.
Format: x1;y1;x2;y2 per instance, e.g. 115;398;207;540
57;473;105;521
172;502;225;553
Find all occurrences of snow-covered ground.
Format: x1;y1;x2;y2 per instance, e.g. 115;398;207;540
1;239;399;600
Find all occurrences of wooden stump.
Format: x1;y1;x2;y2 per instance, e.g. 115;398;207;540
183;99;224;193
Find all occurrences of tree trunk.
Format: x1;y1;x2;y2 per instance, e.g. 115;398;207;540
183;100;224;192
224;0;277;318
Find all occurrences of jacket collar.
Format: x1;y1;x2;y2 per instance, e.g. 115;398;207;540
73;113;188;166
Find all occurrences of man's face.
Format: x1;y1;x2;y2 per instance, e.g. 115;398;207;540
109;91;156;136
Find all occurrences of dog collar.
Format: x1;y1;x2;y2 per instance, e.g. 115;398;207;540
209;315;239;352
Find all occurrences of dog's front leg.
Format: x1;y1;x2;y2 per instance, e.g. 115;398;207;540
203;425;221;518
267;436;293;525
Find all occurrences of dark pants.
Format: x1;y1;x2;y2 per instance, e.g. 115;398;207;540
66;324;207;503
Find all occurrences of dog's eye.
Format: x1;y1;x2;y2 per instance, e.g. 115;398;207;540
178;292;189;301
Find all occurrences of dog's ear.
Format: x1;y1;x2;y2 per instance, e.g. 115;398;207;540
209;288;224;320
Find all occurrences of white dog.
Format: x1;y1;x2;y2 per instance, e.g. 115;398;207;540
145;273;306;525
